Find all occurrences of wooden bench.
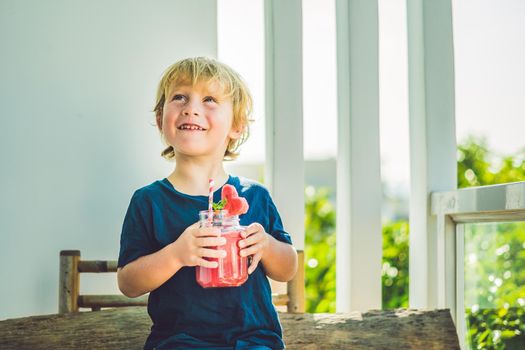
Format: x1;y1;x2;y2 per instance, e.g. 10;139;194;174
58;249;305;314
0;307;460;349
0;250;461;348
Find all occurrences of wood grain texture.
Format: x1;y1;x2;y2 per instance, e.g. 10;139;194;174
287;250;305;313
0;307;459;350
78;260;118;273
77;295;148;309
58;253;79;313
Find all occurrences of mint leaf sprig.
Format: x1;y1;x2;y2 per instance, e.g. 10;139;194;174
212;198;228;210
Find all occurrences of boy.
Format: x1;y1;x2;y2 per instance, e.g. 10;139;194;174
117;57;298;350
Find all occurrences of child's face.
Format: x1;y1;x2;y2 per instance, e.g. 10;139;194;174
159;80;242;159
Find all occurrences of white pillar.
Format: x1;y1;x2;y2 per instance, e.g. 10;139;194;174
264;0;305;251
406;0;457;309
335;0;382;312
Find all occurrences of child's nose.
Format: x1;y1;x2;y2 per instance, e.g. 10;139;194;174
182;101;201;116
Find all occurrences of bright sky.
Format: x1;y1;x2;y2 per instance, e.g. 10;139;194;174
218;0;525;189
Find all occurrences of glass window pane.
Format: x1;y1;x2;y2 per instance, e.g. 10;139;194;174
463;221;525;349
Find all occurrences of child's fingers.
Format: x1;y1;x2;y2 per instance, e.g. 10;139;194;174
239;232;262;249
198;247;227;259
196;236;226;247
188;222;200;229
196;257;219;269
240;242;262;257
248;251;262;274
244;223;264;236
194;226;221;237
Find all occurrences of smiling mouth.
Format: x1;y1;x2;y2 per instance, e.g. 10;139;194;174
177;124;206;131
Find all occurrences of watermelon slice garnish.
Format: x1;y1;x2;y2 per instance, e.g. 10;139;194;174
215;184;249;216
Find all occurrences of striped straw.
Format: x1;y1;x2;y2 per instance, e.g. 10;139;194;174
208;178;214;225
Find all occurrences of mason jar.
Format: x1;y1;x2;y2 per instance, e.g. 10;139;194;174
196;210;248;288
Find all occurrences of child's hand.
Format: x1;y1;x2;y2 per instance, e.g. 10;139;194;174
239;223;270;274
171;222;227;268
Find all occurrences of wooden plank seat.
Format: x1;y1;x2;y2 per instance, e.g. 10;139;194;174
0;307;460;349
0;250;461;349
59;249;305;314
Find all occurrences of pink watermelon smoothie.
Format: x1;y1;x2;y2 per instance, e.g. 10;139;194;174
196;228;248;288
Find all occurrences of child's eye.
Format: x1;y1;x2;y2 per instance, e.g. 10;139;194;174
203;96;217;103
172;94;186;102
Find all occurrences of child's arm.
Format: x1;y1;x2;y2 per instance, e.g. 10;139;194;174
239;223;298;282
117;223;226;298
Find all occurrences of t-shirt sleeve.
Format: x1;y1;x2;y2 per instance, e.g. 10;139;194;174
117;190;158;268
267;194;293;245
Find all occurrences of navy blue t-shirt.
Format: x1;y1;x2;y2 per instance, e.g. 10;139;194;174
118;175;293;350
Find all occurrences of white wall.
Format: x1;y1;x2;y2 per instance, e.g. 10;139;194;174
0;0;217;320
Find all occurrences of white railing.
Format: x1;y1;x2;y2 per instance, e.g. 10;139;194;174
431;181;525;349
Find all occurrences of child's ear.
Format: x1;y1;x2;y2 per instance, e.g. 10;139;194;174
228;123;245;140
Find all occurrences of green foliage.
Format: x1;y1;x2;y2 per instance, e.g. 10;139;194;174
304;187;409;312
304;135;525;350
304;186;336;313
466;307;525;350
457;136;525;188
212;199;227;210
464;221;525;349
456;136;525;349
382;221;409;309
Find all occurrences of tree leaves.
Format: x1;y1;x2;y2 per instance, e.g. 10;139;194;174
304;134;525;350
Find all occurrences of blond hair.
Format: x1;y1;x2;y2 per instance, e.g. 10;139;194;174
154;57;253;161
